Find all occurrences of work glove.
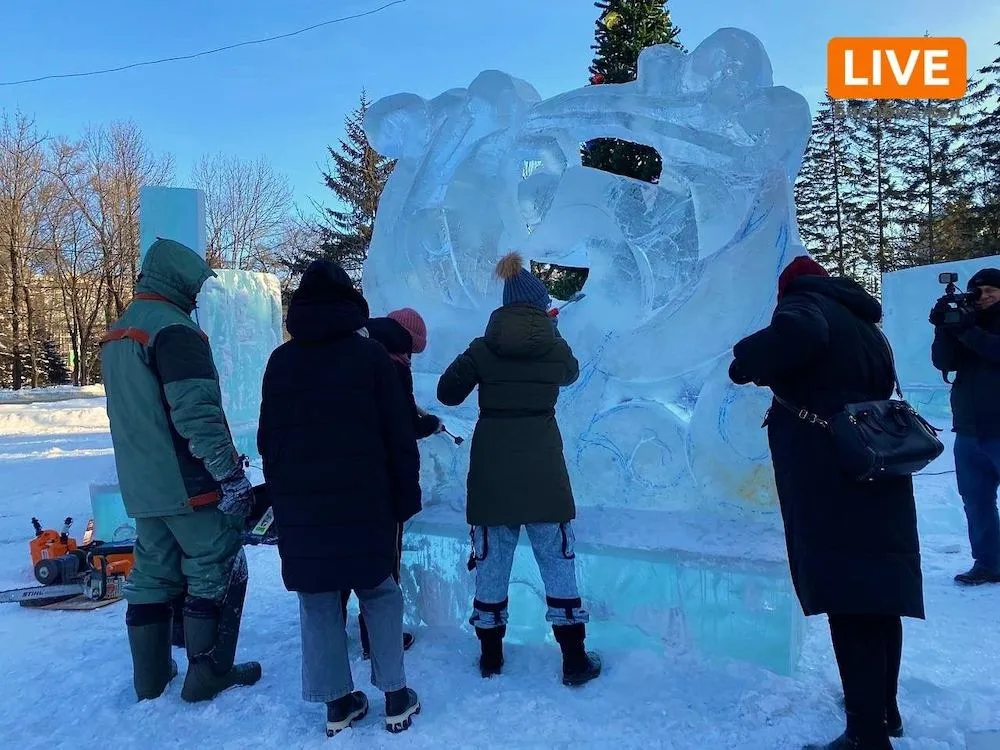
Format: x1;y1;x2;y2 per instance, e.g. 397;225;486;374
728;358;753;386
218;467;254;517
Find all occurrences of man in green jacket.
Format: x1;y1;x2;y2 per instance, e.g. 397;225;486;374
100;238;261;703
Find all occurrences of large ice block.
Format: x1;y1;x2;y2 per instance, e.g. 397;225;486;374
197;270;284;432
359;28;810;672
139;186;206;263
397;511;803;675
881;256;1000;422
362;27;811;517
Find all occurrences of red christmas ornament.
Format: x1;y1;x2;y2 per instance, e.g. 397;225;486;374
590;73;605;85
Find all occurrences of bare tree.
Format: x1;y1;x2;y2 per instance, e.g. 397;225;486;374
49;121;173;323
0;111;52;389
40;193;106;385
192;153;293;271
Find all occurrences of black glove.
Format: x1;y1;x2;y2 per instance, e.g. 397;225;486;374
728;358;752;386
218;467;254;517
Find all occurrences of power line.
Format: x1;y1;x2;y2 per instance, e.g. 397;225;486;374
0;1;408;87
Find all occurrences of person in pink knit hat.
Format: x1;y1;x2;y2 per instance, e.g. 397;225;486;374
339;307;443;660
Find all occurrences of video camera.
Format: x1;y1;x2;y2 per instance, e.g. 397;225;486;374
932;272;981;328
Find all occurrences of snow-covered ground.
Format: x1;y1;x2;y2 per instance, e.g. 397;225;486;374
0;389;998;749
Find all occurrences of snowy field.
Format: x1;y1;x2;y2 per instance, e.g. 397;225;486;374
0;390;998;749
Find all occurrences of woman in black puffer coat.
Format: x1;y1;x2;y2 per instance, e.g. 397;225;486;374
729;256;923;750
257;260;422;734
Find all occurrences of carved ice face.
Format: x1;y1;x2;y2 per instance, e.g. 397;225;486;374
361;27;811;376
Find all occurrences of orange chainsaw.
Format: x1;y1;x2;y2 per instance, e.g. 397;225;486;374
0;517;134;607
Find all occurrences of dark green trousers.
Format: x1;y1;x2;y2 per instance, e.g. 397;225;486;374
125;506;242;605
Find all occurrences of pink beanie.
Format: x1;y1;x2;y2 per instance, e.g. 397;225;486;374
387;308;427;353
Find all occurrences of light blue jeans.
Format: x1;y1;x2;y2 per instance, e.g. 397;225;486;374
298;577;406;703
469;522;589;630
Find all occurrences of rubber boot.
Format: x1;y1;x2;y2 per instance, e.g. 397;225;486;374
170;592;186;648
552;623;602;687
181;550;262;703
476;625;505;678
126;602;179;701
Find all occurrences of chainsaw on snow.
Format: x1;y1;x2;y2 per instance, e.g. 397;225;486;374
0;517;133;607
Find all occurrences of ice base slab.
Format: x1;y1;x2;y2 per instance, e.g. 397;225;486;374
399;512;805;675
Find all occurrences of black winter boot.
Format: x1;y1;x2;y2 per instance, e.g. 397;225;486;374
476;626;505;678
803;731;892;750
836;695;904;737
385;687;420;733
126;602;179;701
954;563;1000;586
326;691;368;736
552;623;602;687
180;551;262;703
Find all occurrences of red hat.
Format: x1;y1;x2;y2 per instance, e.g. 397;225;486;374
778;256;829;298
387;307;427;353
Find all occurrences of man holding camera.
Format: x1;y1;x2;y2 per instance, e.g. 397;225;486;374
931;268;1000;586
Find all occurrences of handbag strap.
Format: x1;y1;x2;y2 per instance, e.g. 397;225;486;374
771;394;830;429
874;325;904;400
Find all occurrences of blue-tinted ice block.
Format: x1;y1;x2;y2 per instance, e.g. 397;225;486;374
197;270;284;431
139;187;206;262
399;515;805;675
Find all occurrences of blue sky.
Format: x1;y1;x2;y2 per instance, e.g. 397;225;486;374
2;0;998;212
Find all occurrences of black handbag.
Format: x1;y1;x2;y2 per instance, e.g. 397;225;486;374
772;329;944;482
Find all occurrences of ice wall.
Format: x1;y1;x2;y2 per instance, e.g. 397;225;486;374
362;28;812;517
882;256;1000;421
198;270;284;438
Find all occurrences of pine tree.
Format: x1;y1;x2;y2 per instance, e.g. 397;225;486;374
897;96;968;265
966;40;1000;256
847;99;910;275
794;94;863;278
296;92;396;285
40;337;70;386
581;0;682;183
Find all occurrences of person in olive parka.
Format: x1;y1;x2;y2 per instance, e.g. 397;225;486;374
437;252;601;687
729;256;923;750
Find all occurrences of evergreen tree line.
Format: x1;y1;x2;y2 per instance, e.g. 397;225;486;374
795;42;1000;291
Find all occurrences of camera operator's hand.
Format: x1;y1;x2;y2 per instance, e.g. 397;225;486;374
929;299;950;327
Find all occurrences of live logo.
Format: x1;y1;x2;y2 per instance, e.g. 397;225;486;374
827;37;967;99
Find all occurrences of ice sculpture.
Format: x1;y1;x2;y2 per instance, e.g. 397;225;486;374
363;27;811;514
88;187;283;541
360;28;813;672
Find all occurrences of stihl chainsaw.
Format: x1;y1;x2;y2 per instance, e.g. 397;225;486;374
0;517;133;606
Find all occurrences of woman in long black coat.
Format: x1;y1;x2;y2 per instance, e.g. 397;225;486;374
729;256;923;750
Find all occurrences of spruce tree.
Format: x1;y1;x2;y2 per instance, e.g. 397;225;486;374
296;92;396;285
794;94;863;278
966;41;1000;256
40;337;71;386
897;96;968;265
847;99;910;275
581;0;682;183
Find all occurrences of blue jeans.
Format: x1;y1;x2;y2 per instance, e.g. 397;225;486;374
954;435;1000;573
469;523;589;630
298;577;406;703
